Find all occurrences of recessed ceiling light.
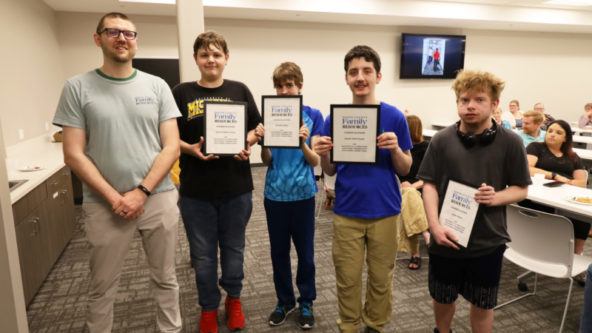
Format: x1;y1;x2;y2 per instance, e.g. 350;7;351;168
545;0;592;6
119;0;176;4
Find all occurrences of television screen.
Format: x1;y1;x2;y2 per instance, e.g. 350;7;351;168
399;33;466;79
132;58;180;89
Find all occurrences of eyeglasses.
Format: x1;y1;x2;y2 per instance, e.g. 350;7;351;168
98;28;137;40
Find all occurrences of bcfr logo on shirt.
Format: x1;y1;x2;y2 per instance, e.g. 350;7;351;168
135;96;156;105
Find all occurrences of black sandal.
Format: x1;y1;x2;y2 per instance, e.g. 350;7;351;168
408;256;421;270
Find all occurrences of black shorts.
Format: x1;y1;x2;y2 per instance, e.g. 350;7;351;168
428;245;506;310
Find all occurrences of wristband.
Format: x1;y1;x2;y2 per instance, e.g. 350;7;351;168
137;184;151;196
551;172;557;180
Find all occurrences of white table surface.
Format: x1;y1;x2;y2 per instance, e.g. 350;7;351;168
527;179;592;223
574;148;592;162
572;128;592;135
423;129;438;138
572;134;592;146
431;121;453;130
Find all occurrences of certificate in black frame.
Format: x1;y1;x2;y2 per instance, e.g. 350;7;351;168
330;104;380;164
203;101;248;156
261;95;303;149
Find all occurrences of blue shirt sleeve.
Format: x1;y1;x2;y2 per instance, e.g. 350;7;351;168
310;108;324;137
321;114;331;137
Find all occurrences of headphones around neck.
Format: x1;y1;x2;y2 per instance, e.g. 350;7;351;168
455;120;498;148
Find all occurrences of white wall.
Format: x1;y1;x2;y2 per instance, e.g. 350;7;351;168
57;12;179;79
55;13;592;129
205;19;592;127
0;0;65;146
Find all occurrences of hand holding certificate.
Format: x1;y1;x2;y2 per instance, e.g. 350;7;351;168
203;101;247;156
330;104;380;164
262;95;302;148
439;180;480;248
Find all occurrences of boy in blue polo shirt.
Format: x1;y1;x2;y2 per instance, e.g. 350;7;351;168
313;45;412;333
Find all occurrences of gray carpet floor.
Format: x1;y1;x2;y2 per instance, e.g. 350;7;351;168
26;166;588;332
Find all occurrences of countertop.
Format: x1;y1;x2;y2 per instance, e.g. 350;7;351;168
6;134;66;204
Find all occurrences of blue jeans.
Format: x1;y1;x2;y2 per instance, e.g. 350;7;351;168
264;197;316;306
180;192;252;311
580;264;592;333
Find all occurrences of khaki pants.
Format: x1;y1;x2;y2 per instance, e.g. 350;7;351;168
398;187;428;254
84;190;181;333
333;214;399;333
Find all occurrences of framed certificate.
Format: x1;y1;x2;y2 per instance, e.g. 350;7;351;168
261;95;303;148
330;104;380;164
439;180;480;248
203;101;247;156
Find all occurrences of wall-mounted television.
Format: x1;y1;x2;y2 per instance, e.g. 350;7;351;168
399;33;466;79
132;58;180;89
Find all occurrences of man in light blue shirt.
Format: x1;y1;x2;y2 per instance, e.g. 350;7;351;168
518;110;545;147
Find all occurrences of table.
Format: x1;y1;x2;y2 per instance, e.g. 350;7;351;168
431;121;453;130
572;128;592;136
423;128;438;139
574;148;592;163
527;180;592;223
572;134;592;149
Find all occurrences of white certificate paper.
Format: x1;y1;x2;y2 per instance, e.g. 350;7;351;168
439;180;479;248
262;95;302;148
330;104;380;164
204;102;246;156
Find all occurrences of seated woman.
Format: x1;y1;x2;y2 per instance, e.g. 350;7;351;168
399;115;430;270
503;99;523;129
578;102;592;129
493;107;512;130
523;120;590;283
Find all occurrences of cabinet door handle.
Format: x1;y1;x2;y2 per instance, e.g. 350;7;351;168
29;217;40;236
60;189;68;203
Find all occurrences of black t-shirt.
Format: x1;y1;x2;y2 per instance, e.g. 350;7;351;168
399;140;429;184
526;142;585;178
173;80;261;199
418;126;532;257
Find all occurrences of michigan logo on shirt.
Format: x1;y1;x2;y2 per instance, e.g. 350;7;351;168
187;97;232;120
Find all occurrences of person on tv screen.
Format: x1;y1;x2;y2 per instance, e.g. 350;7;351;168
433;48;441;71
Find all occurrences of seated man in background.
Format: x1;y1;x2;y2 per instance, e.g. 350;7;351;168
517;110;545;147
533;102;555;130
578;103;592;129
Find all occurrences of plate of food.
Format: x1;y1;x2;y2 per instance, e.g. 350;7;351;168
567;196;592;206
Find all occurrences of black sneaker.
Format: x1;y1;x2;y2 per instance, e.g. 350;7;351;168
365;327;379;333
298;303;315;330
268;304;295;326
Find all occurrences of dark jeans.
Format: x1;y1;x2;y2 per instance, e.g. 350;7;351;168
180;192;252;311
264;197;316;306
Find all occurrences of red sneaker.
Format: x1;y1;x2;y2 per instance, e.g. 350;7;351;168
225;296;245;331
199;309;218;333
